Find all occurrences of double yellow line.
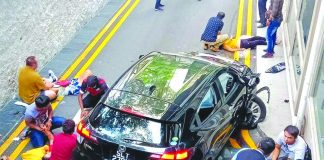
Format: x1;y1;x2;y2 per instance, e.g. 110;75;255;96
234;0;253;67
0;0;140;159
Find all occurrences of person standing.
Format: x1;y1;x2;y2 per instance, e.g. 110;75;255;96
262;0;284;58
271;125;308;160
232;137;275;160
18;56;58;104
201;12;226;52
257;0;267;28
155;0;164;11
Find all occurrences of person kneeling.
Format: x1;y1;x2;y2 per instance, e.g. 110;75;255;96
24;95;65;148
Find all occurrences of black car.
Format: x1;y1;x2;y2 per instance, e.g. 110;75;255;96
74;52;267;160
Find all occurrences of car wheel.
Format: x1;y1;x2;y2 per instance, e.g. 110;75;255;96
248;96;267;123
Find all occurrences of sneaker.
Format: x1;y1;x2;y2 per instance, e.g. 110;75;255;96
159;4;165;7
48;70;58;82
20;128;31;140
155;7;163;11
262;53;274;58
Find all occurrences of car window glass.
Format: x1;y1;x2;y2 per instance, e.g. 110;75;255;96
197;88;217;122
217;72;235;96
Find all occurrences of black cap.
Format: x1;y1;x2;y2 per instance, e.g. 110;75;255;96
217;12;225;19
87;75;98;88
35;95;50;108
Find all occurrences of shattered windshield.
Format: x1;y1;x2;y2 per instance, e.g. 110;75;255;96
90;105;180;147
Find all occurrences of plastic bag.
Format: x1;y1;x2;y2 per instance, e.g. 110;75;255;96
21;145;49;160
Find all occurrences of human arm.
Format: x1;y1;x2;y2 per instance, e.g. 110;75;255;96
45;106;53;129
25;119;43;131
271;143;281;160
78;93;85;111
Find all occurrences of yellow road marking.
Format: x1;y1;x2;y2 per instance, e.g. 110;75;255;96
8;1;139;159
211;125;232;146
61;0;132;80
229;138;241;149
244;0;253;67
75;0;141;78
234;0;245;61
241;129;257;149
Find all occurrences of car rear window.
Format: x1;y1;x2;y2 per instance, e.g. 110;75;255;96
90;104;181;147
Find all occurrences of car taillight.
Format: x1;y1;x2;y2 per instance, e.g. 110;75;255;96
76;121;97;142
149;149;191;160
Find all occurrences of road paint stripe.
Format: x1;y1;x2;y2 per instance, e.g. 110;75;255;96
73;109;81;124
75;0;141;78
244;0;253;67
241;129;257;149
229;138;241;149
8;1;139;159
234;0;245;61
0;1;132;156
60;0;132;80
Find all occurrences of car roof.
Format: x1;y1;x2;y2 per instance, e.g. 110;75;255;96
105;52;229;120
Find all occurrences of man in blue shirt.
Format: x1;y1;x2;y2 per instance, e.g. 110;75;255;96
232;137;275;160
201;12;225;52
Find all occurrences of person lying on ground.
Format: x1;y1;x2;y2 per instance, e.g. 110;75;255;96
77;70;108;118
18;56;59;104
47;119;77;160
271;125;308;160
214;34;267;52
24;95;65;148
232;137;275;160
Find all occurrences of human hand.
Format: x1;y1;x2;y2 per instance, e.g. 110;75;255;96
266;19;270;26
46;120;52;129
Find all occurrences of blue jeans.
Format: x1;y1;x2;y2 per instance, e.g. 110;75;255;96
266;19;281;53
258;0;267;25
155;0;161;9
30;116;65;147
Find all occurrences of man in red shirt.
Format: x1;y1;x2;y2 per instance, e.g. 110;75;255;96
49;119;77;160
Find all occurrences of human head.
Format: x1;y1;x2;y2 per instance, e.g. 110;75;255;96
284;125;299;145
216;11;225;19
26;56;38;70
35;95;50;110
258;137;275;156
62;119;75;134
87;75;98;88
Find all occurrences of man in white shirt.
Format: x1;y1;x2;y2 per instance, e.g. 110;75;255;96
272;125;307;160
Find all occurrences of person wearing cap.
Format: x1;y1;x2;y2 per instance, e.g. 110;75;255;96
231;137;275;160
24;95;65;148
48;119;77;160
78;75;108;118
18;56;58;104
201;12;226;52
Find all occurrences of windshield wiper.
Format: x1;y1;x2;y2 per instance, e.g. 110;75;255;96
123;138;151;145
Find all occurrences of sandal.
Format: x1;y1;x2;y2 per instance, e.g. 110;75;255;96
210;45;220;52
203;44;208;50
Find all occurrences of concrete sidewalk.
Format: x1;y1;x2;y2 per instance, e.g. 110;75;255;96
255;20;292;138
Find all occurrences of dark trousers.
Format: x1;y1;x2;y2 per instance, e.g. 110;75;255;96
240;36;267;49
266;19;281;53
258;0;267;25
30;116;65;147
155;0;161;9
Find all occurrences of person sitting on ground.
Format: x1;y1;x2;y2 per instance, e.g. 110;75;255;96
201;12;226;52
271;125;307;160
48;119;77;160
215;34;267;52
18;56;58;104
24;95;65;148
232;137;275;160
78;73;108;118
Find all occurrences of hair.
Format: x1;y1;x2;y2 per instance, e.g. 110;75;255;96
35;95;50;108
284;125;299;138
26;56;36;66
259;137;275;155
62;119;76;134
217;12;225;19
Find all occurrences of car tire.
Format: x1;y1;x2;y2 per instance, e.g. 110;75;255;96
250;96;267;122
